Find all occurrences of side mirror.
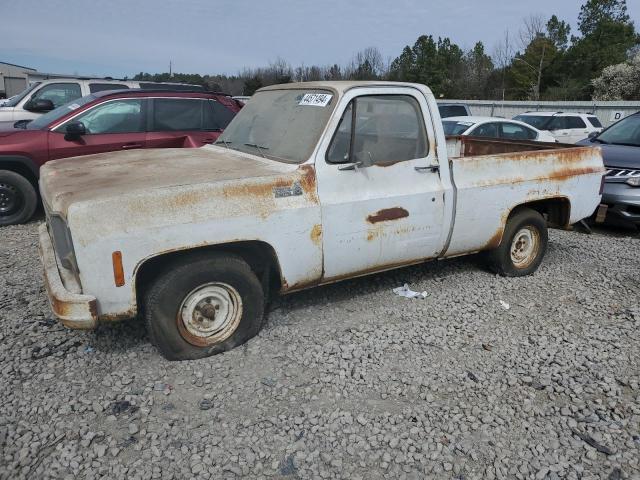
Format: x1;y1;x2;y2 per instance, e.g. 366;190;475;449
25;99;55;112
588;131;599;139
64;121;86;141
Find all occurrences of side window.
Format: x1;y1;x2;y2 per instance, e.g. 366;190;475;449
470;122;500;138
566;116;587;129
32;83;82;108
501;122;536;140
548;117;568;130
65;99;144;134
153;98;203;131
89;83;130;93
204;100;236;130
327;95;428;165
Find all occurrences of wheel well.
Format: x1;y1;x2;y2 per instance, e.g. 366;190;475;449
0;161;38;190
511;197;571;228
134;241;283;301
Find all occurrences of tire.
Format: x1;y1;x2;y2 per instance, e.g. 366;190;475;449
485;208;548;277
0;170;37;226
143;253;265;361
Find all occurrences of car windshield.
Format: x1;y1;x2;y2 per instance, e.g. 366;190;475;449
27;94;98;130
215;89;336;164
514;115;551;130
442;120;474;135
596;114;640;147
3;82;41;107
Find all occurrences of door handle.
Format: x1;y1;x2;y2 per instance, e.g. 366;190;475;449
121;143;142;149
415;164;439;173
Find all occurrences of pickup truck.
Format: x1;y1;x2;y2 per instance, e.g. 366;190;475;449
38;81;605;360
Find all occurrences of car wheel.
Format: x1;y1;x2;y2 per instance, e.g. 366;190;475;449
144;252;265;360
485;208;548;277
0;170;37;226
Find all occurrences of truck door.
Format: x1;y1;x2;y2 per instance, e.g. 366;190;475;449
316;89;446;280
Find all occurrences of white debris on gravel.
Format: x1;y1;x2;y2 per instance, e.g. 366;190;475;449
1;220;639;479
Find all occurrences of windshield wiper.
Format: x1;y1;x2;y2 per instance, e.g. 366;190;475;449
591;137;609;144
244;142;269;158
216;139;232;149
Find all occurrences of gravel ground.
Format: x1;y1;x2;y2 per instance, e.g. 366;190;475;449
1;220;639;480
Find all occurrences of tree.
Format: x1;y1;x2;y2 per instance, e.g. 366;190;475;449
567;0;639;98
546;15;571;50
592;51;640;100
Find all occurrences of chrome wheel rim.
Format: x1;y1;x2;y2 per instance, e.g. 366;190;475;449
510;226;540;269
177;282;242;347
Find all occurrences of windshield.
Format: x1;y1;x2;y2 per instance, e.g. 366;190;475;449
215;89;336;163
3;82;41;108
596;114;640;147
514;115;551;130
442;120;474;135
27;94;98;130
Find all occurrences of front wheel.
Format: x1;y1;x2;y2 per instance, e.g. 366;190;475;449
485;208;548;277
0;170;37;226
143;253;265;360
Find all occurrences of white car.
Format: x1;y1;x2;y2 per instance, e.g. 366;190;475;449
513;112;604;144
442;116;557;142
0;78;204;123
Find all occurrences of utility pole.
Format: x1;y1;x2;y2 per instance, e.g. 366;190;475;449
169;60;172;77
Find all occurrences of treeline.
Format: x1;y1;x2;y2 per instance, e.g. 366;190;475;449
133;0;639;101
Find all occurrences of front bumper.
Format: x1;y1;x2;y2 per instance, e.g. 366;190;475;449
38;223;98;329
600;182;640;225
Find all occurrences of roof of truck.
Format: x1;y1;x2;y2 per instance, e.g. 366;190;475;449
259;81;431;95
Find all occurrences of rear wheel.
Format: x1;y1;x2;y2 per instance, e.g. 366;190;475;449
485;208;548;277
0;170;37;226
143;253;265;360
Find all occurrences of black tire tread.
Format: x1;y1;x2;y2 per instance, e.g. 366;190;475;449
0;170;37;226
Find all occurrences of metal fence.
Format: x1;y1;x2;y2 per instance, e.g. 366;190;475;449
439;99;640;127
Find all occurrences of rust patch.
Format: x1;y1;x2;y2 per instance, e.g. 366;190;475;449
484;228;503;250
298;164;319;203
366;207;409;224
367;230;378;241
99;309;136;323
112;251;125;287
310;224;322;246
222;177;292;199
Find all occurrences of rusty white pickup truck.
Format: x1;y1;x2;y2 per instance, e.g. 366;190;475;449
38;81;605;360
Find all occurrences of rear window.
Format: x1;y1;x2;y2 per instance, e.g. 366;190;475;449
439;105;469;118
588;116;603;128
89;83;130;93
442;120;474;135
153;98;205;131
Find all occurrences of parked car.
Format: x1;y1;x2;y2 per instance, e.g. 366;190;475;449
438;102;471;118
513;112;603;144
0;89;241;225
577;111;640;227
442;116;557;142
37;81;604;360
0;78;205;124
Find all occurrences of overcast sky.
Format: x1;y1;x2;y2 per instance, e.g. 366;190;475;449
1;0;638;78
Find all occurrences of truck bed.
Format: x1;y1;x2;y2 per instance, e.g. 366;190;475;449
443;136;604;257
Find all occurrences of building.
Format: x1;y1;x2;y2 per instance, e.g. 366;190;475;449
0;61;37;98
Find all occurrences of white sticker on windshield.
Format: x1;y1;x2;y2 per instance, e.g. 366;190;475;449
67;103;81;110
299;93;333;107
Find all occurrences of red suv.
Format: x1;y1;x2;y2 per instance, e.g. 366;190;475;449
0;90;242;225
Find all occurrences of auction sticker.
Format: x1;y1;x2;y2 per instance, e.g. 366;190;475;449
299;93;333;107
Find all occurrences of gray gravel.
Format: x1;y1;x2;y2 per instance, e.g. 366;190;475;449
1;220;639;479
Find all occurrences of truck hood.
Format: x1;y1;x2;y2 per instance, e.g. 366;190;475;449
40;145;299;216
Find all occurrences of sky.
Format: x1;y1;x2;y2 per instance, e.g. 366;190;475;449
1;0;638;78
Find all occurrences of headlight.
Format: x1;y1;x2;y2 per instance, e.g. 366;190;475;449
48;214;78;273
626;177;640;187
